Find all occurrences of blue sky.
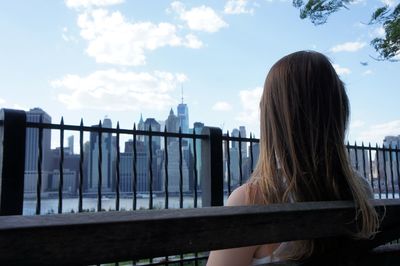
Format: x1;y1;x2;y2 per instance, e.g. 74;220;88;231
0;0;399;145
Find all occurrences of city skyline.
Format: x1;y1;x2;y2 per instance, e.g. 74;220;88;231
19;105;400;206
20;105;257;200
0;0;399;145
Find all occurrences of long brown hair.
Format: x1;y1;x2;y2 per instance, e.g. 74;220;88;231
249;50;379;259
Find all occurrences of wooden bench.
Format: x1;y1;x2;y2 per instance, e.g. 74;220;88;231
0;200;400;265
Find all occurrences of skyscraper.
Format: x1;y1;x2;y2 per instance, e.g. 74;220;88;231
24;108;52;194
88;117;116;193
166;108;180;133
177;103;189;133
137;114;145;142
144;118;161;150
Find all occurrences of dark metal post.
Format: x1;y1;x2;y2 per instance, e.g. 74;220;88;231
0;109;26;215
201;127;223;207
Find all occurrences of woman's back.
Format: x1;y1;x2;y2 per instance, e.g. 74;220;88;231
207;51;379;265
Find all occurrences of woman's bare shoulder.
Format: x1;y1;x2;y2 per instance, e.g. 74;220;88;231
227;182;265;206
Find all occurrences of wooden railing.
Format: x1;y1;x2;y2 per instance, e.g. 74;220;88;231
1;200;400;265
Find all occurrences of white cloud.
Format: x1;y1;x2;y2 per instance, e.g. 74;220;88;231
77;9;202;66
394;51;400;60
12;104;28;111
51;69;187;111
370;26;385;38
65;0;124;9
224;0;254;15
236;87;263;124
350;0;366;5
350;119;365;129
0;98;5;104
330;41;366;53
363;69;373;76
359;120;400;144
212;101;232;111
169;1;228;33
62;27;78;43
333;64;351;75
184;34;203;49
381;0;397;7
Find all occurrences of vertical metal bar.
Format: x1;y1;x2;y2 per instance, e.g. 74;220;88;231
389;144;395;198
148;125;153;209
0;109;26;216
201;127;223;207
116;122;120;211
368;143;374;194
226;131;231;196
97;120;103;212
376;144;382;199
382;144;389;198
192;129;198;208
163;126;169;264
132;124;137;211
238;131;243;186
179;127;183;209
396;147;400;198
58;117;64;214
250;133;254;174
346;141;350;159
354;141;359;171
36;115;43;215
164;126;169;209
147;125;154;265
361;142;367;181
78;119;84;213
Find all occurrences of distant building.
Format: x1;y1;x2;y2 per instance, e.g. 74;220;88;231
137;114;145;142
67;135;74;155
191;122;204;188
48;148;80;195
177;103;189;133
24;108;52;195
166;108;180;132
374;136;400;194
161;141;189;193
144;118;161;150
88;117;117;193
120;140;162;193
165;108;180;146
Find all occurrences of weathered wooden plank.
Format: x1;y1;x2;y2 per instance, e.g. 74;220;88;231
0;200;399;265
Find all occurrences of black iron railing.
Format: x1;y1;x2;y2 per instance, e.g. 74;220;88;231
2;108;400;214
1;108;400;265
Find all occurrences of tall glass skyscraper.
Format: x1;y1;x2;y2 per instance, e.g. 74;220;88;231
24;108;52;194
177;103;189;133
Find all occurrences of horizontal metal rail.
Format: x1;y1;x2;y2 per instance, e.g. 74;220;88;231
24;121;208;139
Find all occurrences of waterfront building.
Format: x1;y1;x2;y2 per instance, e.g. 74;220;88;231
166;108;180;133
88;117;117;193
161;140;189;193
119;140;162;193
48;148;80;195
67;135;74;155
165;108;180;148
374;136;400;192
192;122;204;188
137;114;145;142
177;102;189;133
24;108;52;195
144;118;161;150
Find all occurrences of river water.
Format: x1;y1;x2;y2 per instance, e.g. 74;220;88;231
22;193;397;215
23;196;203;215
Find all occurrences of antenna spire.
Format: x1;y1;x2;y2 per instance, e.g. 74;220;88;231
181;84;184;104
